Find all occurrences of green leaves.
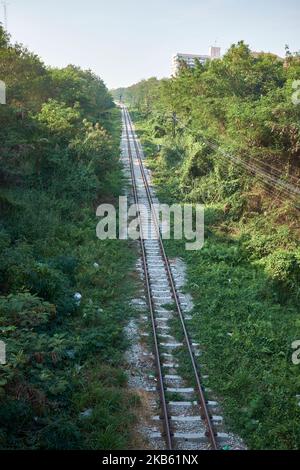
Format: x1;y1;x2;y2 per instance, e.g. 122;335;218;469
0;292;55;329
37;100;81;140
50;65;114;120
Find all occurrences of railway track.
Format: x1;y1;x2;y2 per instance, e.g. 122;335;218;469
122;105;225;450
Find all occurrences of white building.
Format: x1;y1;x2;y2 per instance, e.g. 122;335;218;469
172;46;221;76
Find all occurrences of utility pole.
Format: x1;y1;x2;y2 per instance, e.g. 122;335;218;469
172;112;177;138
1;1;8;30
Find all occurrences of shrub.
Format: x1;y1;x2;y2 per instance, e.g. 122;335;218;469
0;292;55;328
263;249;300;295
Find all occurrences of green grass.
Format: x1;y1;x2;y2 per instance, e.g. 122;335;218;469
164;231;300;449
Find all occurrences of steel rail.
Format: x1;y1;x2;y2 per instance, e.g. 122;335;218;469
123;107;173;450
124;106;218;450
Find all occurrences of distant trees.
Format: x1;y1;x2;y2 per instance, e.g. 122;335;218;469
0;25;116;187
0;28;113;118
112;77;160;114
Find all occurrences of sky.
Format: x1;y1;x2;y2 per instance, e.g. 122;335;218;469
2;0;300;89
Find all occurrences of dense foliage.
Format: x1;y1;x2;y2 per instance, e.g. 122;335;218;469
0;26;139;449
115;42;300;449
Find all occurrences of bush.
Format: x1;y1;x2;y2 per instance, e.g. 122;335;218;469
0;292;55;328
263;249;300;296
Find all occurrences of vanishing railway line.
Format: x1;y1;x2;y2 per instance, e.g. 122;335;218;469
122;106;223;450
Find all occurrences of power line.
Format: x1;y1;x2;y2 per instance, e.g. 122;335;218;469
166;112;300;209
